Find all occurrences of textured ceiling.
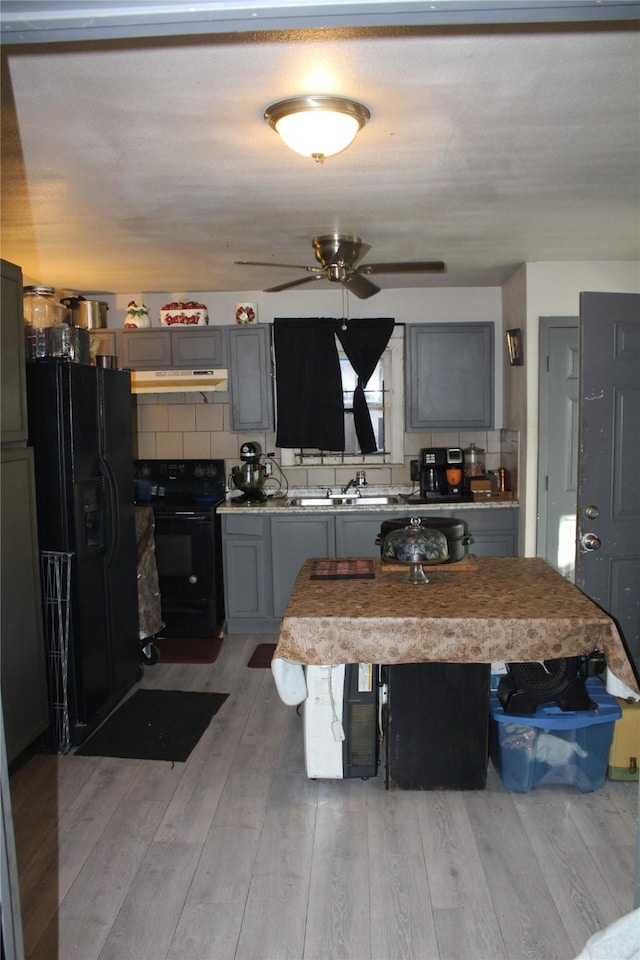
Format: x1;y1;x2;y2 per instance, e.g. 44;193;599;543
1;16;639;296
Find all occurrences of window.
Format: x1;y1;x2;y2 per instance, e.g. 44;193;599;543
280;328;404;467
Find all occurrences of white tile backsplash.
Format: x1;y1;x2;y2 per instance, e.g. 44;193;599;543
131;396;519;496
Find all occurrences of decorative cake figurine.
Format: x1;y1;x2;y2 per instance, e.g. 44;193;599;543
124;300;151;328
160;300;209;326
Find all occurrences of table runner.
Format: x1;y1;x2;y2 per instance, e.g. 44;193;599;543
275;556;638;694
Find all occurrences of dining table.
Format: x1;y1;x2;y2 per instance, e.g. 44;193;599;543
274;556;639;695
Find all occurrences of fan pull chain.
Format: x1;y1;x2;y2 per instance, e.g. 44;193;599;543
341;286;349;330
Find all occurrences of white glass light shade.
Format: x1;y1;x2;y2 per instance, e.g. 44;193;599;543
264;96;370;162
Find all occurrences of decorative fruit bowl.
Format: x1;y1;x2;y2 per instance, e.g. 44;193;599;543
160;300;209;326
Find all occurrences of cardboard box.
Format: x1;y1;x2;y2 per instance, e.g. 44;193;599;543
489;678;622;793
608;697;639;781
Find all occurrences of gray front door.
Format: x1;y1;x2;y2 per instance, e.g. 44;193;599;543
576;291;640;682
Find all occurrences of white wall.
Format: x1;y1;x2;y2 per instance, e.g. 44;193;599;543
106;287;502;329
503;261;640;556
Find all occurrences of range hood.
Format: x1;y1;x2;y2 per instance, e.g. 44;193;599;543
129;368;228;394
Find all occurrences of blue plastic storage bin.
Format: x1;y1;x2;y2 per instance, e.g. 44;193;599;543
490;677;622;793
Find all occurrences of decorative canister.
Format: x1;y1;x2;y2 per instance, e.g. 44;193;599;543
235;302;258;325
124;300;151;328
463;442;486;478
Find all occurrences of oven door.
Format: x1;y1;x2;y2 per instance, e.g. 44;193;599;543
152;511;222;638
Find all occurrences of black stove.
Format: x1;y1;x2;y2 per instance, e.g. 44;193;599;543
134;459;226;514
132;459;226;638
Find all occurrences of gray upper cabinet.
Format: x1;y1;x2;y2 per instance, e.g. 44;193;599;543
172;327;226;367
1;259;28;443
89;329;118;361
228;325;274;432
119;326;226;369
405;322;494;431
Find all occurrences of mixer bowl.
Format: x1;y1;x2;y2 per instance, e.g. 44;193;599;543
231;464;267;501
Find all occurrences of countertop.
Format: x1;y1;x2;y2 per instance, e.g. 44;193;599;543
217;489;518;515
274;556;638;695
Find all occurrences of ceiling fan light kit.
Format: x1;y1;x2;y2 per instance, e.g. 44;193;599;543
264;95;370;163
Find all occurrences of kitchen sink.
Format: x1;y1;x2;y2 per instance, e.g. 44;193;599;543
286;495;402;507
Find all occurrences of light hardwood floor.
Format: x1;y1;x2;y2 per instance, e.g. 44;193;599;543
9;635;638;960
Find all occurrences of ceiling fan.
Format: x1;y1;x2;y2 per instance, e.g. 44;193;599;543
235;234;446;300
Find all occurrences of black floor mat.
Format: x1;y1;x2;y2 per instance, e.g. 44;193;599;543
247;643;276;668
75;689;228;763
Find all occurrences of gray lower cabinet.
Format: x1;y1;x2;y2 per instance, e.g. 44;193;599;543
463;508;517;557
118;326;227;369
405;323;494;431
228;325;274;431
335;512;400;557
222;514;273;632
271;515;335;618
222;506;518;633
1;446;49;764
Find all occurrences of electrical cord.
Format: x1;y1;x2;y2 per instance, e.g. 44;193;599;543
328;665;345;742
264;452;289;499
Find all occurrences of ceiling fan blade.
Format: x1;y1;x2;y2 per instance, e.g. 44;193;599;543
264;275;325;293
235;260;322;272
344;272;380;299
360;261;447;275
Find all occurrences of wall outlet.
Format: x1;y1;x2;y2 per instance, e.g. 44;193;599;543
410;459;419;482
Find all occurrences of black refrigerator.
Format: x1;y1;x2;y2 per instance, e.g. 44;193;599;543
27;360;139;748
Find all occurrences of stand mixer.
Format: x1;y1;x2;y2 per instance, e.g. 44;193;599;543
230;441;269;502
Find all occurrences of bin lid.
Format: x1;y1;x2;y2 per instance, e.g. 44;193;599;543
490;678;622;730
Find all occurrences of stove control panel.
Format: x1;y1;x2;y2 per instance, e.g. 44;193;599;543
134;459;226;483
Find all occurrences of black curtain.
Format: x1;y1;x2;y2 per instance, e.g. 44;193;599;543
337;318;395;453
273;318;344;450
273;317;395;453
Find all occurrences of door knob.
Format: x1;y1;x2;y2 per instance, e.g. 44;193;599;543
189;574;198;584
581;533;602;551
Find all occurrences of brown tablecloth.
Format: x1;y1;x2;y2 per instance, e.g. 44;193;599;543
135;506;163;640
275;556;639;694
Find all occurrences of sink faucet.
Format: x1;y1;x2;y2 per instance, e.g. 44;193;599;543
342;471;367;494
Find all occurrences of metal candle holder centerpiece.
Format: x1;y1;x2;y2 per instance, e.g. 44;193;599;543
381;517;450;584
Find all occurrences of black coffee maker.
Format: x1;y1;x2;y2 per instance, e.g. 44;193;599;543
419;447;466;500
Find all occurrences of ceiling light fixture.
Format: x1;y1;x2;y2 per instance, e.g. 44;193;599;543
264;95;370;163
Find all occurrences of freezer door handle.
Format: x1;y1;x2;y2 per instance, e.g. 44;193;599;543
100;454;120;568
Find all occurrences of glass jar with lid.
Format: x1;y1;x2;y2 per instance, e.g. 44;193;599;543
463;442;486;478
23;285;69;329
23;285;70;360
